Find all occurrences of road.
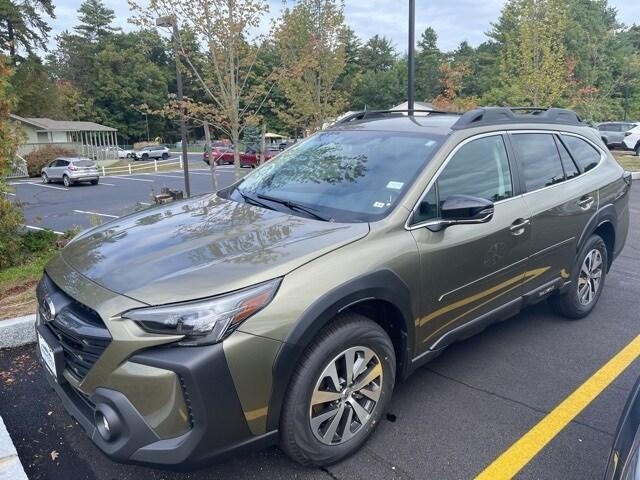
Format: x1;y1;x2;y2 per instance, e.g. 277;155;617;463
0;186;638;480
6;153;241;233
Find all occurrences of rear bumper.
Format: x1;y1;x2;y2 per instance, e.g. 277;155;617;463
38;336;278;468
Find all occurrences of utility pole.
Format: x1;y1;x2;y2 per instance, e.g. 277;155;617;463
407;0;416;115
203;120;218;192
260;124;266;166
156;15;191;197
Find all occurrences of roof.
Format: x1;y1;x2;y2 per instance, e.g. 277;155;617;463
10;114;117;132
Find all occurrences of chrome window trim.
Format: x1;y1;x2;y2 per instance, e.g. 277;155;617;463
405;129;606;231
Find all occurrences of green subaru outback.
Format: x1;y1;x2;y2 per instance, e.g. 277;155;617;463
36;107;632;468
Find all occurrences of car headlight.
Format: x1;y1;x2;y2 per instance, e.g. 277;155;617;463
122;279;280;346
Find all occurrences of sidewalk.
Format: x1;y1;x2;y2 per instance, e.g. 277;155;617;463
0;416;28;480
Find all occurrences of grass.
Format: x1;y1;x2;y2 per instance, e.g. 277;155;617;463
612;150;640;172
0;253;54;320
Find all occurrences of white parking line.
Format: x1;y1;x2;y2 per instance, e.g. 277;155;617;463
98;182;116;186
147;173;184;179
24;225;64;235
18;182;69;191
109;176;154;183
3;192;16;196
73;209;119;218
138;202;152;206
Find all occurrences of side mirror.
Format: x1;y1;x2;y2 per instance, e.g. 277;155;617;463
426;194;494;231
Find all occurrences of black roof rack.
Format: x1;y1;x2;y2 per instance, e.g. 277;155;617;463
451;107;584;130
335;109;460;125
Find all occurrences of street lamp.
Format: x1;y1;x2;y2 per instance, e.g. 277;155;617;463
407;0;416;115
156;14;191;198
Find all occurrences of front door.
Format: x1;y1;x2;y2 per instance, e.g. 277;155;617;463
410;134;531;356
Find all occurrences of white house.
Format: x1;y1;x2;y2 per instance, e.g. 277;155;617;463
10;114;119;160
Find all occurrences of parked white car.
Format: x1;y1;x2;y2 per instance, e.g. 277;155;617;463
41;157;100;187
117;147;134;159
132;145;170;160
622;124;640;156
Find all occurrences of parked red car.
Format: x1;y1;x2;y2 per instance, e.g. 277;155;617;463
203;144;235;165
240;147;276;168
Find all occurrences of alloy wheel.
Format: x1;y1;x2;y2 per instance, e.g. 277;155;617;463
309;346;383;446
578;248;603;306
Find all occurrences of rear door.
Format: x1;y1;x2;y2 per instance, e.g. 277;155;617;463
509;131;601;295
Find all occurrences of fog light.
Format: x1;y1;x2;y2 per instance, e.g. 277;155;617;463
95;405;121;442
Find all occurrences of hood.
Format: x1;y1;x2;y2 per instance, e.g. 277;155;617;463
60;194;369;305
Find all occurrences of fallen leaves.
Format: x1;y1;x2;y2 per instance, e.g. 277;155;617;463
49;450;59;461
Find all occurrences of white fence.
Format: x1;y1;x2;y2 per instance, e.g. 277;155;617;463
6;155;28;178
99;156;185;176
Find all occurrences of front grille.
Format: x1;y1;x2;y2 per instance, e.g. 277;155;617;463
38;274;111;381
48;319;111;380
179;375;195;428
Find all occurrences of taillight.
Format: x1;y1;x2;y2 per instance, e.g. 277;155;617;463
69;165;77;171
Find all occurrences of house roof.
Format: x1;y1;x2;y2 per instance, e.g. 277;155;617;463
10;114;117;132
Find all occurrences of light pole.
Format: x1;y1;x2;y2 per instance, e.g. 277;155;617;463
408;0;416;115
156;14;191;198
144;113;150;142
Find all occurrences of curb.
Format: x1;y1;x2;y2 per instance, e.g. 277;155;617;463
0;416;28;480
0;315;36;349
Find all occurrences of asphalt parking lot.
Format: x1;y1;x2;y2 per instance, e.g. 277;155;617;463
5;153;239;233
0;185;638;480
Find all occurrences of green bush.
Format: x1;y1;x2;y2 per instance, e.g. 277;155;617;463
20;229;59;255
24;145;79;177
0;197;24;270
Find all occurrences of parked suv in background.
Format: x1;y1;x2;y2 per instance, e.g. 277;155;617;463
41;157;99;187
622;123;640;156
598;122;639;150
36;107;631;468
132;145;170;160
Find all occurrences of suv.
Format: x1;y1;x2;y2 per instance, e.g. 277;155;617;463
622;123;640;156
36;107;631;468
598;122;639;150
133;145;170;160
41;157;100;187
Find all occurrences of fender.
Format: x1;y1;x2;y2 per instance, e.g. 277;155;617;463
576;203;617;266
265;269;415;432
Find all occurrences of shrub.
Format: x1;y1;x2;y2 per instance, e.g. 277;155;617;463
0;197;24;269
21;229;59;255
24;145;79;177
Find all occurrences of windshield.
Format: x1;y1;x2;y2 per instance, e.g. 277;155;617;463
227;130;444;223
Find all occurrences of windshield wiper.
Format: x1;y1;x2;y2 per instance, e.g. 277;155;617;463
237;189;274;211
257;193;331;222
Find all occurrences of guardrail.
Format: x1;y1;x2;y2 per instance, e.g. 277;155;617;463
6;155;28;179
99;156;185;176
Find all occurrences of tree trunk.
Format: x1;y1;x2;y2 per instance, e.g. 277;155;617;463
203;121;218;192
232;126;241;180
260;123;266;166
7;22;16;65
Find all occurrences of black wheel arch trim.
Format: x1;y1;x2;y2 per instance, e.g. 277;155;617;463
576;203;618;268
265;268;415;432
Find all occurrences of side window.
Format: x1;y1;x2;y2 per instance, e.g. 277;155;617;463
511;133;565;192
555;136;580;180
561;135;601;173
414;135;513;224
597;124;609;131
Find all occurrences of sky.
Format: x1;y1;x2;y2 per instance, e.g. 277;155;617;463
49;0;640;53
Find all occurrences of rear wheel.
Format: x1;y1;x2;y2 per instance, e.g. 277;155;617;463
280;314;395;466
63;175;71;187
635;143;640;156
90;178;99;185
551;234;607;319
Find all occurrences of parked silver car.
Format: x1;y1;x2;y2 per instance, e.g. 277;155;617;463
597;122;639;149
132;145;170;160
41;157;100;187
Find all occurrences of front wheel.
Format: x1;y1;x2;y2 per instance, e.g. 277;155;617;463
635;144;640;157
550;234;607;319
280;314;396;466
42;173;49;184
162;152;169;160
90;178;99;185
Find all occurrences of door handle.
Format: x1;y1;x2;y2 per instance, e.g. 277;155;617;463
509;218;530;236
578;196;594;210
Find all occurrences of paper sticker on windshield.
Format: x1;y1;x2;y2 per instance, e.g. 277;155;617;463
424;139;437;147
373;202;385;208
386;181;404;190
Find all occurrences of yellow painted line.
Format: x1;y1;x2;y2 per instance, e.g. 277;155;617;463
476;335;640;480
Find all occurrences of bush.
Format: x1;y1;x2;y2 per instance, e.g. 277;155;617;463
24;145;79;177
21;229;59;255
0;197;24;270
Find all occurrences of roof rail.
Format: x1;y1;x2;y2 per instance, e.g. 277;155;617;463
452;107;584;130
335;109;459;125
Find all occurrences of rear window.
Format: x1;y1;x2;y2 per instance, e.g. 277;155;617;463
561;135;601;173
73;160;95;167
511;133;565;192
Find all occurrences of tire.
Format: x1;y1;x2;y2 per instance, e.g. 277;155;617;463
635;144;640;157
42;173;49;184
280;313;396;467
90;178;99;185
63;175;71;187
550;234;608;320
601;138;612;150
162;152;169;160
142;153;149;160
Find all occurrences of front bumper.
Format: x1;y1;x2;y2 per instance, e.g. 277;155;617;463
38;334;278;467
